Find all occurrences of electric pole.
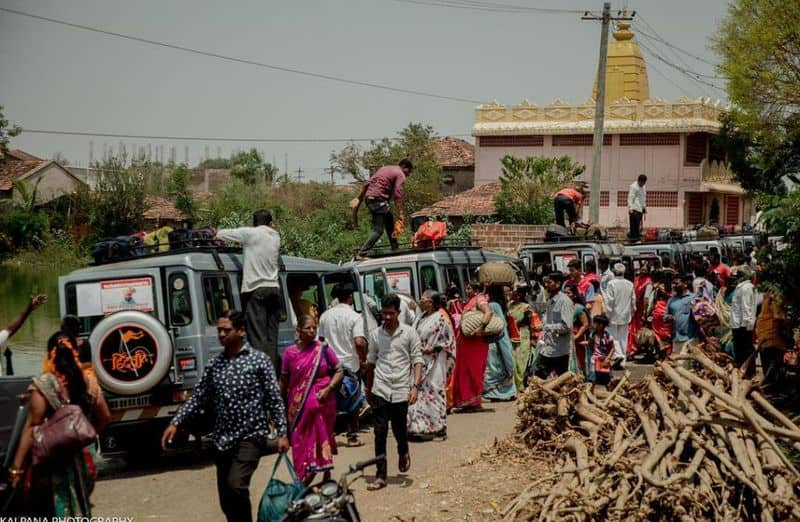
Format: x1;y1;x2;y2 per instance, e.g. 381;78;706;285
295;167;304;182
582;4;634;224
324;167;335;184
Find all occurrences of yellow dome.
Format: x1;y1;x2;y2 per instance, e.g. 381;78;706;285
592;21;650;104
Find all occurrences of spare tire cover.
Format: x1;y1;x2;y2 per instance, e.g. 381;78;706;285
89;311;173;395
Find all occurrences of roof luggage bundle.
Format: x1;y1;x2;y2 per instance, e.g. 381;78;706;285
477;261;516;286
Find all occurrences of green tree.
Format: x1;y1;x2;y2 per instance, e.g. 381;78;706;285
494;155;585;225
77;157;148;238
0;105;21;155
713;0;800;137
230;148;278;184
168;163;195;220
329;123;443;216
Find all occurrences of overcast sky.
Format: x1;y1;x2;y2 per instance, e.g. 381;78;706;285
0;0;729;182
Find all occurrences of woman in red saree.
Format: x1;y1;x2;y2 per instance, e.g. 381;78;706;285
451;281;493;411
626;265;653;356
280;315;344;485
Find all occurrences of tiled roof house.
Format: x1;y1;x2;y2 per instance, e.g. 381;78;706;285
0;149;85;202
432;137;475;195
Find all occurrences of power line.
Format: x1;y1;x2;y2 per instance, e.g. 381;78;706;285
635;14;717;67
0;6;483;105
637;40;726;94
638;34;725;81
21;128;473;143
644;53;695;99
388;0;585;14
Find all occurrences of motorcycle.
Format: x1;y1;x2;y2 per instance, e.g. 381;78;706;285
280;455;386;522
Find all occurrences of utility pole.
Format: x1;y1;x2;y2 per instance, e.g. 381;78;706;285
582;4;634;224
324;167;335;184
295;167;304;182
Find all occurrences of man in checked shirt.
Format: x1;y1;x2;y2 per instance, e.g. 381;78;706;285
162;310;289;522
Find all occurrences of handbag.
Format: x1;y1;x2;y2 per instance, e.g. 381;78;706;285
257;452;306;522
31;403;98;467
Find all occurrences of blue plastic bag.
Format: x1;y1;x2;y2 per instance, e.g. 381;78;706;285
257;453;305;522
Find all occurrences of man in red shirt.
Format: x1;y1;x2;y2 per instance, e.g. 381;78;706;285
553;185;586;228
707;251;731;288
353;159;413;258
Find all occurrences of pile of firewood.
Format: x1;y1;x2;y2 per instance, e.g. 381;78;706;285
503;346;800;521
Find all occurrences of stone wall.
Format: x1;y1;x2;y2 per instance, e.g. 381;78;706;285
470;223;628;254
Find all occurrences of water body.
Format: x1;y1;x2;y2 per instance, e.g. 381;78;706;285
0;264;63;376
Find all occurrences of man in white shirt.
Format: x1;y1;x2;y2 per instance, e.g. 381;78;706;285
216;209;282;369
730;267;757;376
0;295;47;375
598;257;614;293
627;174;647;241
318;283;367;446
365;293;423;491
604;263;636;365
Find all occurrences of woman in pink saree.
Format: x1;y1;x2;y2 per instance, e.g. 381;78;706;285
280;315;344;485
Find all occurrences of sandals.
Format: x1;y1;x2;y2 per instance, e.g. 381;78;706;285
399;453;411;473
367;478;387;491
345;437;365;448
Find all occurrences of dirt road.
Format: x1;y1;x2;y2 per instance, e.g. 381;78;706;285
93;401;523;521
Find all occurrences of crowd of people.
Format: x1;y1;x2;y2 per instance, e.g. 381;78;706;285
2;197;789;521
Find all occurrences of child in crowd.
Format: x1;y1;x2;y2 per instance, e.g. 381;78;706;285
587;314;615;386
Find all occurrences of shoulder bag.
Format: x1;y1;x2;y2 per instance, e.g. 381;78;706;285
31;375;97;467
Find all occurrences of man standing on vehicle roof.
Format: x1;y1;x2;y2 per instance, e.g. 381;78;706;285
162;310;289;522
553;183;587;229
627;174;647;241
216;209;282;369
352;159;413;259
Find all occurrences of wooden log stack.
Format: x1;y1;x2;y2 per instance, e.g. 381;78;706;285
503;345;800;521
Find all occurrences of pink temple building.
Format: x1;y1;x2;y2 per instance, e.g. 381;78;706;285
471;21;748;229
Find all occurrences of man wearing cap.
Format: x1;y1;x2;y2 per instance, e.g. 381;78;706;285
553;184;587;229
353;159;414;258
604;263;636;367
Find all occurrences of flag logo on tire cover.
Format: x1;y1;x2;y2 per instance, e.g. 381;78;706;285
99;325;159;382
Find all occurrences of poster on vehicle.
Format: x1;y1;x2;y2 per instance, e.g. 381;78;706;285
99;278;154;314
553;254;577;273
385;271;412;296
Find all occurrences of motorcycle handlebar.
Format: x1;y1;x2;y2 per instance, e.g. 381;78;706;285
349;455;386;473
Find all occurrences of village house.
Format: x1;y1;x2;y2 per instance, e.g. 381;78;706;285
432;136;476;195
470;21;746;229
0;149;85;203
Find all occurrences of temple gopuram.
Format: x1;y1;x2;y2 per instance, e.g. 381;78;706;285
471;21;747;229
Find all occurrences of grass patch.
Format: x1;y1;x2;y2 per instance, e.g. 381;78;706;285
2;234;90;270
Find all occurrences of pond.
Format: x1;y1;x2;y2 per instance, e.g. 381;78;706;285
0;264;64;376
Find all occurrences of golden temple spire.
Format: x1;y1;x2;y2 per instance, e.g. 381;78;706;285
592;18;650;104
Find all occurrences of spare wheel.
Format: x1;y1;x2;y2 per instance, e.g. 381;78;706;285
89;311;173;395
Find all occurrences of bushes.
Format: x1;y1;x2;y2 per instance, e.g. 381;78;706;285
493;155;585;225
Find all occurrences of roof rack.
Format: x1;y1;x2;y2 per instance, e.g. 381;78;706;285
357;238;478;259
91;242;243;266
520;236;620;245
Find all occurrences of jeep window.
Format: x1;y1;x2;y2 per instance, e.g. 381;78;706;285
65;277;157;334
420;265;439;293
169;273;192;326
287;273;321;321
530;252;552;277
363;268;413;302
203;275;233;324
322;273;363;313
444;266;462;293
